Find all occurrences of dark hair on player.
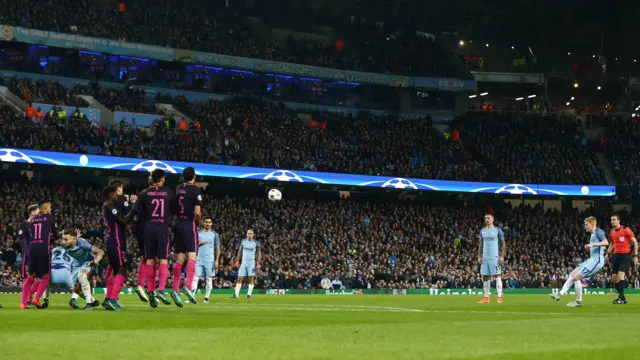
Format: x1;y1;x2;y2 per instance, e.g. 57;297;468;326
203;216;213;222
484;213;494;219
61;228;77;237
150;169;166;184
109;180;124;188
183;167;196;182
103;185;117;201
611;213;622;221
38;200;51;207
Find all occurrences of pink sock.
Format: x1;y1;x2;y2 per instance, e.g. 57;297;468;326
35;274;49;300
137;261;147;287
158;264;169;291
185;259;196;291
21;276;35;305
172;263;183;293
105;267;113;298
146;262;156;292
28;279;40;298
106;275;115;300
111;274;126;299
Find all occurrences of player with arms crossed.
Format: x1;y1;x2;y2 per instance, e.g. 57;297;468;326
477;214;506;304
21;200;58;309
102;186;135;310
190;216;221;303
170;167;202;307
232;229;261;299
133;169;176;308
607;214;638;304
552;216;608;307
61;229;105;310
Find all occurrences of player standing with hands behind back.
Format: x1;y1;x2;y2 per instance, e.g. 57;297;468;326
477;214;506;304
232;229;261;299
607;214;638;304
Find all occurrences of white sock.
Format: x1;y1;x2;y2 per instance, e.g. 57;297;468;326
44;287;50;299
560;278;574;295
248;284;254;296
574;280;583;302
191;276;199;293
234;282;242;296
78;273;92;303
71;292;80;300
205;277;213;299
495;277;503;298
483;280;490;298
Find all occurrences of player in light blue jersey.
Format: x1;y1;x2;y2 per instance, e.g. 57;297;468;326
50;246;74;291
552;216;608;307
477;214;506;304
190;217;221;304
61;229;105;310
232;229;261;299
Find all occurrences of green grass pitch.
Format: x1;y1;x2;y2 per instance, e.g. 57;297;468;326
1;294;639;360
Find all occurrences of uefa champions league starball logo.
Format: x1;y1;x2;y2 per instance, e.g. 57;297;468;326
381;178;419;189
263;170;304;182
0;148;35;163
131;160;178;174
495;184;537;195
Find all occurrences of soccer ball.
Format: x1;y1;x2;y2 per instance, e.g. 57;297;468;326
381;178;418;189
268;189;283;202
263;170;304;182
0;148;34;163
131;160;177;174
495;184;537;195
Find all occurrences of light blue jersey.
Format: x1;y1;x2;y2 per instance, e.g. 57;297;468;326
197;230;220;265
480;227;505;276
578;228;606;279
238;239;261;277
66;238;96;270
51;247;73;289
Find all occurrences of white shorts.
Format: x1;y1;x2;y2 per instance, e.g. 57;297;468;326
195;263;215;278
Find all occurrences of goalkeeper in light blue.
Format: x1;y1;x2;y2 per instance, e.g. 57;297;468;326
551;216;608;307
233;229;261;299
190;217;221;303
61;229;105;310
477;214;506;304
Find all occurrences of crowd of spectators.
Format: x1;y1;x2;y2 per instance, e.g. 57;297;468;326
452;112;607;185
0;0;469;78
0;180;637;291
605;117;640;200
8;78;88;107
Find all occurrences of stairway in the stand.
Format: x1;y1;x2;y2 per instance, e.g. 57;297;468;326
595;153;618;186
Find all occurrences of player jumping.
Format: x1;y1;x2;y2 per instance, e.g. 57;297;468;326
132;169;176;308
232;229;261;299
170;167;202;307
60;229;105;310
607;214;638;304
477;214;506;304
552;216;608;307
21;200;58;309
190;217;220;303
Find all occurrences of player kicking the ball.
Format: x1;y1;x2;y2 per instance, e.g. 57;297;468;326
552;216;608;307
477;214;506;304
232;229;261;299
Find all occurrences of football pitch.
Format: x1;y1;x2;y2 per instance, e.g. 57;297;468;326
1;294;639;360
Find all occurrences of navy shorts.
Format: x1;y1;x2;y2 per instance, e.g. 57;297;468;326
173;221;198;254
145;224;170;260
28;246;50;278
107;237;127;273
134;222;146;259
21;251;29;278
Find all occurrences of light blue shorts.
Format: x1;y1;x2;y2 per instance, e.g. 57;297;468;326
578;257;604;279
195;263;215;278
238;262;256;277
71;263;92;284
481;259;501;276
51;268;73;289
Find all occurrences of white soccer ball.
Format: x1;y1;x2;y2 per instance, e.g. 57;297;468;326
381;178;418;189
0;148;34;163
131;160;177;174
268;189;283;202
263;170;304;182
495;184;537;195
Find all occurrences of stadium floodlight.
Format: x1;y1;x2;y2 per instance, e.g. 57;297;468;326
571;97;575;101
527;95;536;98
573;82;579;88
515;97;524;101
459;40;465;46
566;102;571;106
480;92;489;96
511;46;515;49
568;52;571;55
592;55;596;58
486;43;489;47
635;59;637;63
597;86;602;90
469;94;477;98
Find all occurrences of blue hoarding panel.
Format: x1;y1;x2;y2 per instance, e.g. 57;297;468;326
0;148;615;196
